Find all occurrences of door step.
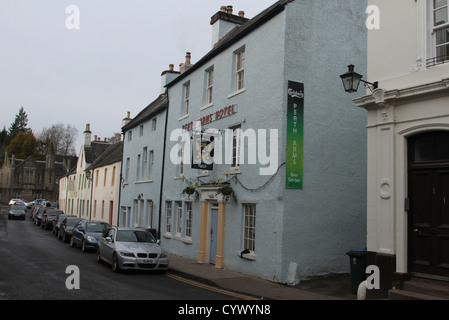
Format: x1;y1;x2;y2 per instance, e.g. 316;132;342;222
389;276;449;300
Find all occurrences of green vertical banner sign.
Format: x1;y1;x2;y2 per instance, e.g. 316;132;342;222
286;81;304;189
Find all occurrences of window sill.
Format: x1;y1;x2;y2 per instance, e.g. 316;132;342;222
178;114;189;121
229;168;242;175
237;250;257;261
163;232;192;244
200;103;213;111
174;175;185;180
196;172;210;178
135;179;153;184
227;88;245;99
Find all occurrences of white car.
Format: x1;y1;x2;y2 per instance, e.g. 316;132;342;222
8;199;27;206
96;227;169;273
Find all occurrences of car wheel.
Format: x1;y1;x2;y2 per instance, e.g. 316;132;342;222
96;249;102;264
112;253;120;273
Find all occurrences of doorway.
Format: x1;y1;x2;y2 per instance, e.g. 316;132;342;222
408;131;449;277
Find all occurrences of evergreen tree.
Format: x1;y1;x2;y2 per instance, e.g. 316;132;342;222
8;106;31;140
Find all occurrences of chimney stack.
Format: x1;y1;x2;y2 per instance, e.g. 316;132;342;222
180;52;193;74
161;64;180;93
83;123;92;147
210;6;249;47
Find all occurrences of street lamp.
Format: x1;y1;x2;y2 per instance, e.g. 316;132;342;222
340;64;378;93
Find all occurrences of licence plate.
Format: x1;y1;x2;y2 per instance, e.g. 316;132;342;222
143;259;155;264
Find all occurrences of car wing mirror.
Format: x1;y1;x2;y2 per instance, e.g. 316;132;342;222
105;236;113;242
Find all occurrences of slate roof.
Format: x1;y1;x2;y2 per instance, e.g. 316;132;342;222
166;0;293;88
121;93;168;132
84;141;112;164
86;141;123;170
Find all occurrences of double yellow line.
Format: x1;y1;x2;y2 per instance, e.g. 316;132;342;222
166;273;259;300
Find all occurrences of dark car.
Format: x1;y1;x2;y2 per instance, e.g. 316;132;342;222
41;210;64;230
30;204;43;221
8;204;27;220
70;220;110;252
53;214;77;236
58;218;81;243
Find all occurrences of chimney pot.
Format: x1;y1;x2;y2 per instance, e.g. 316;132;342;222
85;123;91;132
220;6;227;12
239;11;245;17
94;135;97;141
127;111;130;119
185;52;191;64
226;5;233;14
169;64;174;71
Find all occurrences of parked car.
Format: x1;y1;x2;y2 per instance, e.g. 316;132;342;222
58;218;81;243
41;210;64;230
33;207;46;226
53;214;77;236
70;220;110;252
96;227;169;273
8;199;27;207
28;199;46;208
42;201;58;209
30;204;43;221
8;204;27;220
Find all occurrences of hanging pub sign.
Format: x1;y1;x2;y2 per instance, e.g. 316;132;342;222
286;81;304;189
191;131;214;171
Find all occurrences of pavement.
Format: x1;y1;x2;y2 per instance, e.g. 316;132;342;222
168;254;357;300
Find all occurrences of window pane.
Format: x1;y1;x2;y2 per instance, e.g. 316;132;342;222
435;7;448;26
435;0;448;9
436;27;449;44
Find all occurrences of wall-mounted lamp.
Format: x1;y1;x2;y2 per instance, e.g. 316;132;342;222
340;64;378;93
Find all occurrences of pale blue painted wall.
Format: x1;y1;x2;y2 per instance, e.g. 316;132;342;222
161;0;367;283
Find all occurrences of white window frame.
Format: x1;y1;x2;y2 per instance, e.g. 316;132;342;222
231;125;241;170
243;203;256;252
125;157;130;183
183;82;190;116
235;49;245;91
166;202;172;233
143;147;148;180
176;201;183;236
185;202;193;238
148;150;154;180
206;67;214;105
152;118;157;131
418;0;449;68
433;0;449;64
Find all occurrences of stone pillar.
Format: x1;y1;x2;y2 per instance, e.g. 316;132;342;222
197;201;209;264
215;201;226;269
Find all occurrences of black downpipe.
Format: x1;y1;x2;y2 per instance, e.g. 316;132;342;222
158;92;169;240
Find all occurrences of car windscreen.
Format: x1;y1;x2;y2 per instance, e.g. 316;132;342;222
66;219;80;227
11;206;26;211
85;222;108;232
116;230;157;243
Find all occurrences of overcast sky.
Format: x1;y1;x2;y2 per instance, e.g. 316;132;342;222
0;0;276;153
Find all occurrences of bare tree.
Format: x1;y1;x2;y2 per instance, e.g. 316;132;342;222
37;123;78;156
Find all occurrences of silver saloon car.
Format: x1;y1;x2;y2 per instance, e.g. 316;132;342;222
96;227;169;272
